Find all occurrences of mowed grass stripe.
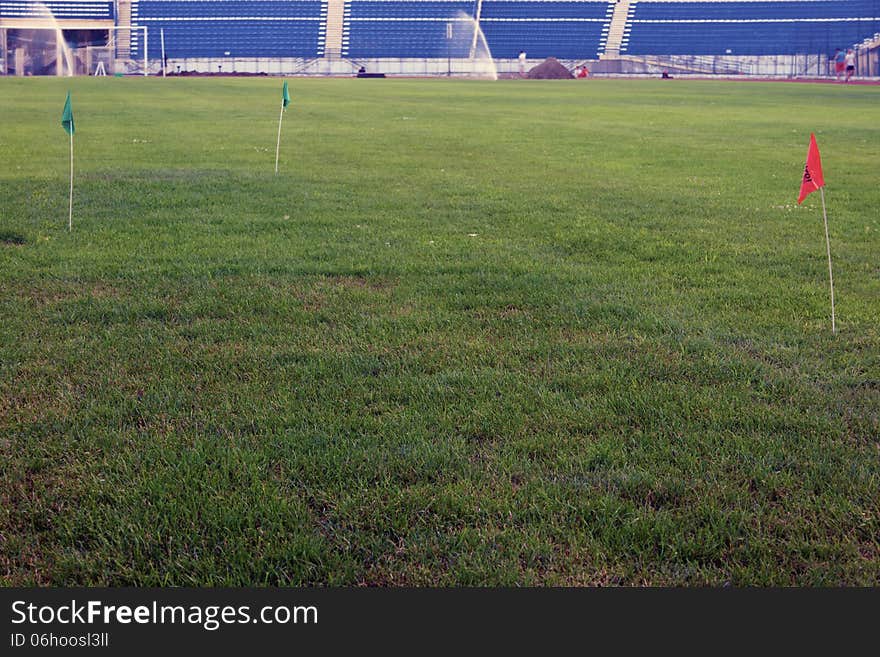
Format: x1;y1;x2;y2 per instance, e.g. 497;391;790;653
1;77;877;585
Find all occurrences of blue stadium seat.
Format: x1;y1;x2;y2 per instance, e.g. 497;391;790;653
116;0;880;61
344;0;614;58
0;0;114;20
131;0;326;58
623;1;880;55
477;1;613;58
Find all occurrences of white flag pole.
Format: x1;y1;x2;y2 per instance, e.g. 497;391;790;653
68;131;74;231
274;99;284;175
819;187;836;334
160;28;167;78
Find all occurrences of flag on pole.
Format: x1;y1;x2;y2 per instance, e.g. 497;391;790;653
797;133;824;204
796;133;836;333
62;91;75;231
62;91;75;135
275;81;291;174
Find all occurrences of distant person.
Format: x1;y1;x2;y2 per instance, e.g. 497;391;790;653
358;66;366;74
832;48;845;81
844;49;856;82
518;50;526;77
577;66;589;78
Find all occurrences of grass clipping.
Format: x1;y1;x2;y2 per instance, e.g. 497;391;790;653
526;57;574;79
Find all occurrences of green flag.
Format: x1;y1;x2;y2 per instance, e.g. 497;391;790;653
282;81;291;109
61;91;75;136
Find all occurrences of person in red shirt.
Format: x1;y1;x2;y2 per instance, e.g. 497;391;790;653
831;48;846;81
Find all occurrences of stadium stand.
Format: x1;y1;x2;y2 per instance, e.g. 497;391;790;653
2;0;878;74
130;0;327;59
622;1;880;55
479;1;614;59
343;0;614;59
0;0;113;20
343;0;479;58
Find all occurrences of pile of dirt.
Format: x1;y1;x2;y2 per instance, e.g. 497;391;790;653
526;57;574;80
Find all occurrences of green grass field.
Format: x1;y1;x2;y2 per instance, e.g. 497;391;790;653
1;77;878;586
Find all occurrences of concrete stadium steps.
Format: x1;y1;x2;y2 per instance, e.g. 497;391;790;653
324;0;345;58
116;0;132;58
600;0;632;57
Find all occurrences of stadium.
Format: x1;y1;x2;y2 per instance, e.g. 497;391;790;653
1;1;878;589
1;0;879;77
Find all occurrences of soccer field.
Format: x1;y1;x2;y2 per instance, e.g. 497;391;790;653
1;77;878;586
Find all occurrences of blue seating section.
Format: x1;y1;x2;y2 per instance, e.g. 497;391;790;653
136;22;324;58
0;0;113;20
348;0;477;17
131;0;326;58
633;1;878;20
481;1;610;19
15;0;860;61
624;1;880;55
480;20;609;58
344;0;476;57
137;0;324;19
346;20;478;57
344;0;614;58
625;21;878;55
480;1;613;58
344;0;477;57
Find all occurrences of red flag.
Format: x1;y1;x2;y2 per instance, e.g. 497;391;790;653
797;133;825;204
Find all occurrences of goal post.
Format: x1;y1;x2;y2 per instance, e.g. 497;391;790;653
0;23;151;76
80;24;149;76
